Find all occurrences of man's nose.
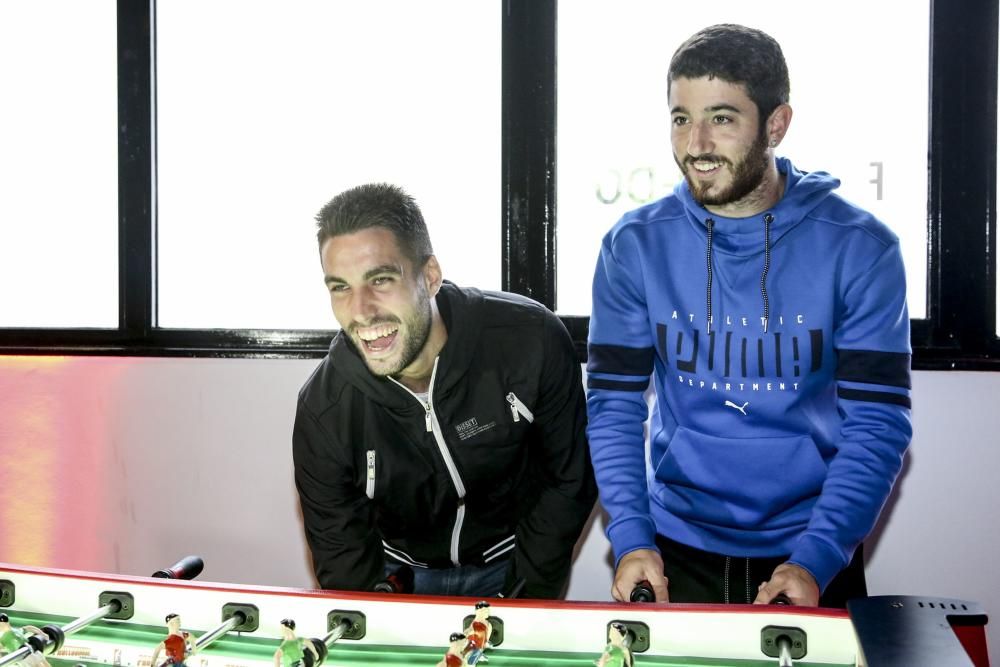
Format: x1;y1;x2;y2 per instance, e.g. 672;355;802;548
349;286;378;323
687;121;714;157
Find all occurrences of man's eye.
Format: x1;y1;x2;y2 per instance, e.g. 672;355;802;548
713;115;733;124
329;284;348;294
372;276;394;287
671;116;689;126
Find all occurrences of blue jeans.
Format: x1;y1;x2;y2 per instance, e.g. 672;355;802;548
384;558;509;597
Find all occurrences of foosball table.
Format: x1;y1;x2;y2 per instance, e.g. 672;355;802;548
0;561;989;666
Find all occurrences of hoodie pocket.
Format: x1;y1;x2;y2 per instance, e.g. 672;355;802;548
652;426;828;528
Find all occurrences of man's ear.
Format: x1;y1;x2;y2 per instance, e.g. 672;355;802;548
766;103;793;147
423;255;443;296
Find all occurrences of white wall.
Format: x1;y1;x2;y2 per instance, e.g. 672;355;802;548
0;358;996;659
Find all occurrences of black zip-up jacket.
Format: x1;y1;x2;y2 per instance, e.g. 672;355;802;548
293;282;597;598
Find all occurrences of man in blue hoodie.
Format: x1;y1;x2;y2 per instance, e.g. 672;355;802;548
586;24;912;607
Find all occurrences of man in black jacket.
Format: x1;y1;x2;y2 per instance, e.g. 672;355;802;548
293;183;597;598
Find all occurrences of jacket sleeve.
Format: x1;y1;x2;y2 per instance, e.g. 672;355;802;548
509;310;599;599
788;241;913;591
292;398;384;591
585;231;657;566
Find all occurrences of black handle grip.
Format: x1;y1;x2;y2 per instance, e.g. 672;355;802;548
151;556;204;580
373;565;414;594
630;580;655;603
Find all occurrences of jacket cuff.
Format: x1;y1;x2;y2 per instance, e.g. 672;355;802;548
607;515;658;568
788;534;848;593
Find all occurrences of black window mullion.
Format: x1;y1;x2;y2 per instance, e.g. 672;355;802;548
118;0;155;343
502;0;556;310
920;0;999;369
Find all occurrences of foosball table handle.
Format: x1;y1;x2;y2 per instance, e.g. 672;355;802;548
151;556;205;581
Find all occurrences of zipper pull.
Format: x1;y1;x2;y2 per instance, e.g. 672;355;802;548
424;403;433;432
365;450;376;499
507;392;535;423
506;392;520;422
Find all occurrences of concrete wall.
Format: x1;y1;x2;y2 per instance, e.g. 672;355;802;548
0;357;995;658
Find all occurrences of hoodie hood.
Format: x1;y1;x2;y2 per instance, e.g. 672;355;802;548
674;157;841;333
675;156;841;256
327;281;485;409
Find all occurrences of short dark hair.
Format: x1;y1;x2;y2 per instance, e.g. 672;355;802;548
668;24;790;122
280;619;295;630
449;632;465;642
165;613;179;623
0;613;8;623
474;601;491;610
315;183;434;268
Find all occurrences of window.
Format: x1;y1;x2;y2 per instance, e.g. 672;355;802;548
556;1;929;319
156;0;501;330
0;0;118;328
0;0;996;369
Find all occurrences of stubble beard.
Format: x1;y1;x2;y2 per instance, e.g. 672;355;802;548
679;128;771;208
352;284;433;379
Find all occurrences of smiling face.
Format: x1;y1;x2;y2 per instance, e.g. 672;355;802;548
670;75;787;216
321;227;442;382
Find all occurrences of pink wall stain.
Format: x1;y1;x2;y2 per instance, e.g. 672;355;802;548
0;356;130;570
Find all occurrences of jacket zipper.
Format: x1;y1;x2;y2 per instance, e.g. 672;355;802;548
365;450;376;499
390;358;467;566
506;392;534;423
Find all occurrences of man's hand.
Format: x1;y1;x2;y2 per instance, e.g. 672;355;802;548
753;562;819;606
612;549;669;602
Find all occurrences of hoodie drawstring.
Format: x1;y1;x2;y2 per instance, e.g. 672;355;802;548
761;213;773;333
704;214;774;335
705;218;715;334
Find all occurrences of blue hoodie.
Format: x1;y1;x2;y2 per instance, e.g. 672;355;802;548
586;157;912;592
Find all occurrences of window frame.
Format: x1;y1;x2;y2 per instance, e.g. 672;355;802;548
0;0;996;371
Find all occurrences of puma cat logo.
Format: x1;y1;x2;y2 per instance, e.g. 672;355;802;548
724;400;749;416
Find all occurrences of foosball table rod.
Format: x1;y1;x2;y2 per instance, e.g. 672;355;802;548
0;592;134;667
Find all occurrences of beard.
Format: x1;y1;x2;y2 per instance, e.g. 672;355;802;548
391;287;433;377
349;283;433;379
677;127;770;207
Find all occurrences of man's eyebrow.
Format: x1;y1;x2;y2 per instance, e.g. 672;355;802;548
670;103;744;115
363;264;403;281
324;264;403;286
670;103;743;114
706;103;743;114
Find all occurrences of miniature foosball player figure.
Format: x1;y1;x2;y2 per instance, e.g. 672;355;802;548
462;601;492;665
0;613;50;667
595;622;634;667
435;632;466;667
150;614;197;667
273;619;321;667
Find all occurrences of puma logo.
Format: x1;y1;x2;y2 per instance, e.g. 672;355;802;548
724;400;749;415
